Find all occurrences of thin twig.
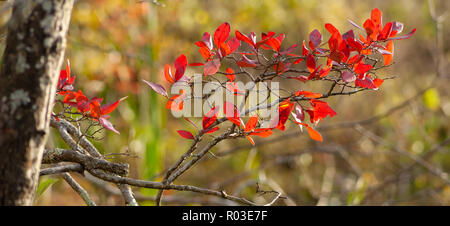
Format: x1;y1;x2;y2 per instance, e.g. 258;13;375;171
61;173;97;206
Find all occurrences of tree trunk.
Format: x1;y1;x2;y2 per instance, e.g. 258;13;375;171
0;0;74;205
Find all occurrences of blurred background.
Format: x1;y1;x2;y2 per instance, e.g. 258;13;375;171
1;0;448;205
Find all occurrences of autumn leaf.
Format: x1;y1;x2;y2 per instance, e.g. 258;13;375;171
100;96;127;115
295;122;323;142
354;62;372;74
225;68;235;82
174;54;188;81
223;101;241;126
203;106;220;130
214;22;230;48
99;116;120;134
341;71;356;83
274;98;294;131
57;59;75;93
177;130;195;140
306;54;316;73
305;124;323;142
204;58;221;76
306;99;337;123
295;90;322;99
309;29;322;49
166;90;185;112
382;40;394;65
142;80;168;97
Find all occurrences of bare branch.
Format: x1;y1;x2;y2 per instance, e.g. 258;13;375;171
42;148;129;176
61;173;96;206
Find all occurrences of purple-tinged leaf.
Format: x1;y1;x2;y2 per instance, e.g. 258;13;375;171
342;30;355;41
292;104;305;122
391;22;404;34
342;71;356;83
99;116;120;134
377;49;393;55
202;32;213;50
348;19;364;31
142;80;168;97
387;28;416;41
309;29;322;48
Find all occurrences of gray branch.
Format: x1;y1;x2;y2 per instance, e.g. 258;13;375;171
61;173;96;206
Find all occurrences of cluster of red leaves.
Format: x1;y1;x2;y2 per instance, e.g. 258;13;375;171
55;60;126;134
144;8;414;145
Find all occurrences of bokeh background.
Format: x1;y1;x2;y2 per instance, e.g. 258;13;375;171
1;0;448;205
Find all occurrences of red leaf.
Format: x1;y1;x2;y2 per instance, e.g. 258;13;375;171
305;124;323;142
250;128;273;137
373;78;384;88
245;115;258;132
177;130;195;140
189;62;205;66
325;23;340;36
246;136;255;146
204;126;219;134
302;40;309;57
223;101;241;126
287;75;308;82
226;37;240;55
273;62;290;75
198;46;213;61
226;82;245;96
329;50;345;63
100;96;127;115
237;55;257;68
364;18;377;41
279;43;298;56
383;40;394;65
354;63;372;74
378;22;393;40
306;54;316;73
265;35;283;52
174;54;187;81
225;68;235;82
308;99;337;123
355;77;378;90
204;58;221;76
294;90;322;98
235;30;255;48
214;22;230;48
203;106;220;129
99;116;120;134
275;98;294;131
371;8;382;29
89;99;102;118
166;90;185;112
296;123;323;142
236;61;256;68
346;38;363;52
142;80;168;97
57;59;75;92
164;64;175;84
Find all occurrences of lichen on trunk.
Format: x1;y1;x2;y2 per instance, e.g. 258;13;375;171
0;0;74;206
